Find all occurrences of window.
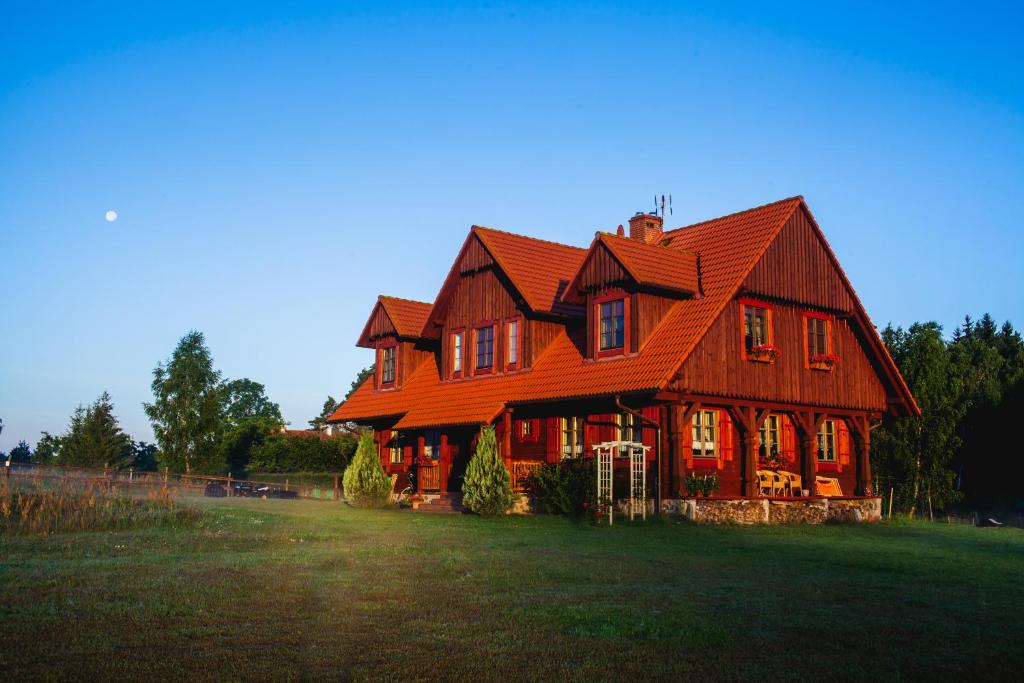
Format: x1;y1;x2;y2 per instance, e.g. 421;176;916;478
691;410;717;458
452;330;463;375
387;432;403;464
380;345;396;385
806;315;830;359
506;319;519;367
424;430;440;461
616;412;643;456
759;414;780;458
817;420;836;462
475;325;494;371
520;419;532;439
599;299;625;351
561;417;584;459
743;303;771;352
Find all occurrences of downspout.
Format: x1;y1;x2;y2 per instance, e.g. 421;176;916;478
615;395;662;515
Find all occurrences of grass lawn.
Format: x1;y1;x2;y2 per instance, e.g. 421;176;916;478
1;497;1022;682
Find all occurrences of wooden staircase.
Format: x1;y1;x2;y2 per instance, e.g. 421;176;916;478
412;493;465;514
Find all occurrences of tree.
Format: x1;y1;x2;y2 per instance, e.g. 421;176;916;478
8;440;32;464
131;441;160;471
144;331;224;473
346;366;374;400
218;378;284;474
221;378;283;425
462;425;514;515
58;392;134;469
309;396;339;431
873;323;964;515
948;315;1024;498
34;431;64;463
342;431;392;507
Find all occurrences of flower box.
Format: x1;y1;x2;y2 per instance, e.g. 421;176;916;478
749;344;780;364
809;353;840;371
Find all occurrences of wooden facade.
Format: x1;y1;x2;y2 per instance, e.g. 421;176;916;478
333;198;918;505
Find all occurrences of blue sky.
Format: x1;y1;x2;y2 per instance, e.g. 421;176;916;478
1;1;1022;451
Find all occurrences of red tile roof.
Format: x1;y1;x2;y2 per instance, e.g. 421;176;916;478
332;196;917;427
378;296;432;338
472;226;587;316
564;233;700;302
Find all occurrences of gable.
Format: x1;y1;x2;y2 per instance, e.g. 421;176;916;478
356;296;433;347
742;206;854;312
676;299;888;411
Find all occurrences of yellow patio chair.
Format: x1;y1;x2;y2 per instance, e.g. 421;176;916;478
781;471;802;496
757;470;785;497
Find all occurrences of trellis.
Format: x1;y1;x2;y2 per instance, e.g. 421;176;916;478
592;441;650;524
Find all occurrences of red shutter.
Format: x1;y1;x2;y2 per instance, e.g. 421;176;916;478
838;421;851;471
683;410;694;470
718;410;733;470
782;417;796;468
545;417;560;463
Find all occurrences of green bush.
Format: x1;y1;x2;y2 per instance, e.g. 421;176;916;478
249;432;357;474
342;431;393;508
462;425;515;515
525;459;596;519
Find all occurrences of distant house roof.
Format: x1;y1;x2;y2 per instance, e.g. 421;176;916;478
332;196;918;428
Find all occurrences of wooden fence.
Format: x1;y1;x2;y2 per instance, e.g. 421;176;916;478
3;462;342;501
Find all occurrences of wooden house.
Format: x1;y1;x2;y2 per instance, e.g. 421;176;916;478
329;197;918;516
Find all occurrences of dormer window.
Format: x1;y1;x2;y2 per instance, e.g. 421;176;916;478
600;300;624;350
475;324;494;373
379;344;396;387
594;293;628;358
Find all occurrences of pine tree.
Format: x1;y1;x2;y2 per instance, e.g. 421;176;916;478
309;396;339;431
144;331;224;473
58;392;134;469
342;431;392;507
462;425;514;515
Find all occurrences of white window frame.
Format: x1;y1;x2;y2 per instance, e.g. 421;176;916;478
691;410;717;458
507;319;519;366
561;417;584;459
817;420;837;462
759;414;780;453
452;331;463;374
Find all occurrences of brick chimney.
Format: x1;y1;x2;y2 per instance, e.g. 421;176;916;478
628;212;663;244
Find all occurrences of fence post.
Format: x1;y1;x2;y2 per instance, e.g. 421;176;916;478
227;473;232;497
333;475;340;501
285;479;289;492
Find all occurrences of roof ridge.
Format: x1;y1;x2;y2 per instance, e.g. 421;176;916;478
472;225;586;253
661;195;803;239
378;294;432;307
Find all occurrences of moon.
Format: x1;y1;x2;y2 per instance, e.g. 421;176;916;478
105;210;118;222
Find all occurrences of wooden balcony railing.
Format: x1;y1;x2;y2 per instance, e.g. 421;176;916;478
511;459;545;492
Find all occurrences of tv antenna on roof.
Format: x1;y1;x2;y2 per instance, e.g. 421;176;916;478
654;194;673;219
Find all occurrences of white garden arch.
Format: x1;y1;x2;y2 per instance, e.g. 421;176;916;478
592;441;650;524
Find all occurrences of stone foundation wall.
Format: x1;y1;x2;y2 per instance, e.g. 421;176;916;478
660;496;881;524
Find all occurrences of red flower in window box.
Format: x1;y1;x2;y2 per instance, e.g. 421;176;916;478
810;353;840;370
749;343;780;363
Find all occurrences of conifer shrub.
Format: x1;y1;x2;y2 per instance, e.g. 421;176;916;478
462;425;515;515
342;431;393;508
525;459;596;519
